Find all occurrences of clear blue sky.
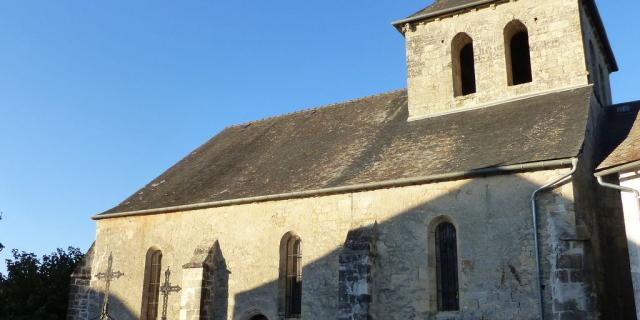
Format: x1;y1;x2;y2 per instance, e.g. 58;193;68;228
0;0;638;270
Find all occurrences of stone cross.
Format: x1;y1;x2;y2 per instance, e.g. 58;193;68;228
94;252;124;320
160;267;182;320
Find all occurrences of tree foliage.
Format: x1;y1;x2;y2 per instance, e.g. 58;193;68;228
0;247;84;320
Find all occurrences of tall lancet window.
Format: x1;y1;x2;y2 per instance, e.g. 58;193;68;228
436;222;459;311
141;248;162;320
281;233;302;318
452;33;477;97
504;20;533;86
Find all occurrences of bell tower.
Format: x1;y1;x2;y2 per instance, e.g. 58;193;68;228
393;0;618;121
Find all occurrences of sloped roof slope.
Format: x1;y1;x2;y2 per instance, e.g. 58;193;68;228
597;101;640;171
402;0;493;21
102;86;592;215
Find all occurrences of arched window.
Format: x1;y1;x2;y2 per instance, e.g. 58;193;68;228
250;315;269;320
286;236;302;317
451;33;477;97
141;249;162;320
435;222;459;311
279;233;302;318
504;20;533;86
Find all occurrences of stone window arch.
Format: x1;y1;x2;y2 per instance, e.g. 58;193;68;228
279;232;302;318
428;217;460;312
451;33;477;97
504;20;533;86
141;247;163;320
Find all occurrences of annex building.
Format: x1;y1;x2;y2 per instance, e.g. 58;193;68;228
67;0;640;319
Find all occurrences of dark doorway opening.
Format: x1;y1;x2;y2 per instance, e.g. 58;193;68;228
250;315;268;320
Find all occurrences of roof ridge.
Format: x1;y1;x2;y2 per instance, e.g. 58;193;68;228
226;89;407;129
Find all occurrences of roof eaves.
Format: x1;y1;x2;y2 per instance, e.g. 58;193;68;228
392;0;499;31
94;158;576;220
595;160;640;177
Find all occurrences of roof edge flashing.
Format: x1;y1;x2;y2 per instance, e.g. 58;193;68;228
392;0;500;30
595;160;640;177
94;158;576;220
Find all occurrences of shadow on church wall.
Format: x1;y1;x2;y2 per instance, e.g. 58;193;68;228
67;240;231;320
229;172;637;320
67;244;137;320
68;173;637;320
200;240;230;320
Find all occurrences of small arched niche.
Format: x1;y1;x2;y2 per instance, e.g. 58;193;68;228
504;20;533;86
451;33;477;97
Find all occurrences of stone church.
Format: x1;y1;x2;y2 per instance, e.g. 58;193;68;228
67;0;640;319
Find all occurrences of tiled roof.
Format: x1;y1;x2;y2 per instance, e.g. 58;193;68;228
597;101;640;171
402;0;493;21
102;86;593;215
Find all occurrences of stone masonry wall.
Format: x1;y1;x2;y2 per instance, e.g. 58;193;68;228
536;185;591;320
67;243;100;320
403;0;589;120
338;226;376;320
179;240;229;320
86;169;596;320
571;93;638;319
